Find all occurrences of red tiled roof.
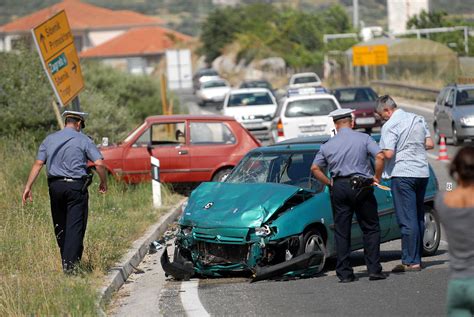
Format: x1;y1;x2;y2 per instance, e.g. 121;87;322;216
0;0;164;33
80;26;193;58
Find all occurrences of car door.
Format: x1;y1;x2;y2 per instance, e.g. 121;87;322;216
150;121;190;183
186;121;237;182
440;89;455;135
121;124;170;183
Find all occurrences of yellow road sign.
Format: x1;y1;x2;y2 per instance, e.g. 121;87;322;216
352;45;388;66
31;10;84;107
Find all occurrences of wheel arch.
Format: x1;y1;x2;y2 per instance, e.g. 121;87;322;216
303;222;328;244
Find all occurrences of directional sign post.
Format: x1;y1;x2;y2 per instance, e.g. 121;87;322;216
31;10;84;108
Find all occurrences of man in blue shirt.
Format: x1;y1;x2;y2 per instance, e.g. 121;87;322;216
311;108;386;283
376;95;434;272
22;111;107;274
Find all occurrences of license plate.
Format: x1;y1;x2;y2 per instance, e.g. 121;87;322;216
244;122;263;130
299;125;325;133
356;117;376;125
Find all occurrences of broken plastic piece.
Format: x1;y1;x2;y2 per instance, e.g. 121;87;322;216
149;240;163;254
160;248;194;280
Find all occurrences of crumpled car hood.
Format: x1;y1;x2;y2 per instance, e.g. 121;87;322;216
181;182;303;228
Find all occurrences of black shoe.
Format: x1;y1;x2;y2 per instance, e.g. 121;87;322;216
339;275;358;283
369;272;387;281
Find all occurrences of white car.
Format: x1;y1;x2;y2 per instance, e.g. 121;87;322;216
269;90;341;143
196;78;231;107
289;72;322;89
222;88;277;140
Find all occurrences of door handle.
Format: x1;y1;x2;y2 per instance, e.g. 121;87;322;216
178;150;188;155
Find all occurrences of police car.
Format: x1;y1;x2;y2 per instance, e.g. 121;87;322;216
222;88;278;141
269;87;341;143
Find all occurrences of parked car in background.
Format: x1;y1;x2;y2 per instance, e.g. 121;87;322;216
434;84;474;145
222;88;278;141
192;68;219;92
239;80;275;96
196;78;231;107
96;115;260;184
332;86;381;133
162;136;440;280
288;72;322;89
269;87;340;144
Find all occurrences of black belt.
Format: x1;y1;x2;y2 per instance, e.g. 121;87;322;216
48;176;84;183
333;175;353;180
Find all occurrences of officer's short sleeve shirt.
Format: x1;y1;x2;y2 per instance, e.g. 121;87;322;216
37;127;103;178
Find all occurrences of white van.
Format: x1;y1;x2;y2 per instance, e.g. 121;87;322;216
269;90;341;143
222;88;277;141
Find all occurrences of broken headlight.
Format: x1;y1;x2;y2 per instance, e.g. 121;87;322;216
255;225;272;237
181;226;192;236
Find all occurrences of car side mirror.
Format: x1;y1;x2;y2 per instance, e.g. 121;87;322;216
444;101;453;107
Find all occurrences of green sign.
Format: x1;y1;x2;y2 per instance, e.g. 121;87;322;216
48;53;68;75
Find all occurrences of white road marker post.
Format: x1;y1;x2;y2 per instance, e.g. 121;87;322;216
151;156;162;208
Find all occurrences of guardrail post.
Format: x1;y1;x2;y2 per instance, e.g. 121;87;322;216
151;156;162;208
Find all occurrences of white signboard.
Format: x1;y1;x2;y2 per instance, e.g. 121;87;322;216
166;49;192;90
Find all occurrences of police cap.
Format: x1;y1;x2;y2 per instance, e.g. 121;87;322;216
328;108;354;121
62;111;88;128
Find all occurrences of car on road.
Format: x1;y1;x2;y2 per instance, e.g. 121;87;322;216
196;78;231;107
269;88;341;144
434;83;474;145
222;88;278;141
162;136;440;280
97;115;260;184
192;68;219;92
332;86;381;132
239;80;275;95
288;72;322;89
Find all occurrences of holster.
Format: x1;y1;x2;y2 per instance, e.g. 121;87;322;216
350;175;373;190
81;173;93;193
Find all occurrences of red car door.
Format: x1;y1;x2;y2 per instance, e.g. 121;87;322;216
186;121;237;181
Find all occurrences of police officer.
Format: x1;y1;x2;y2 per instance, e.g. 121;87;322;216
22;111;107;273
311;108;386;283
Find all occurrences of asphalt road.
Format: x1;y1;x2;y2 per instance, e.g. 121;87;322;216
109;92;464;317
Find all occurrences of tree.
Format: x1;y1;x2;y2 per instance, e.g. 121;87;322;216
407;10;448;29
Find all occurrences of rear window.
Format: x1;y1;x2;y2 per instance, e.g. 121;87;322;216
285;98;338;117
456;89;474;106
335;88;377;103
293;76;319;84
202;81;227;89
228;92;273;107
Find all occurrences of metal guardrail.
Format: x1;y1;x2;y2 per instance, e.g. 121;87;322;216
370;80;440;100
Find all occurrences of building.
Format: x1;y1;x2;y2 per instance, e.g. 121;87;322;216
387;0;429;34
0;0;193;74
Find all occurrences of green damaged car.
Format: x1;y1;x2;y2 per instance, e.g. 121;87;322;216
161;136;440;281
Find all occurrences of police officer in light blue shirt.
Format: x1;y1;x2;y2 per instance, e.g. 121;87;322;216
311;108;386;283
376;95;434;273
22;111;108;273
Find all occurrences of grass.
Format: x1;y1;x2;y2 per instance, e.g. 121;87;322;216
0;134;183;315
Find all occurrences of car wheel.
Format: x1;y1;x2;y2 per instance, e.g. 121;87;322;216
451;124;461;146
423;206;441;256
433;122;441;145
298;229;327;274
212;168;232;182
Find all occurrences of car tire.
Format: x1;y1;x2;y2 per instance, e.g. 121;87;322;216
423;206;441;257
297;228;327;274
212;168;232;182
451;124;461;146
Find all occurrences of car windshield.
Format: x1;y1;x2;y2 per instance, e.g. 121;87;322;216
285;98;338;117
228;92;273;107
456;89;474;105
198;69;218;77
226;150;324;191
241;81;272;89
202;80;227;89
335;88;378;105
293;76;319;84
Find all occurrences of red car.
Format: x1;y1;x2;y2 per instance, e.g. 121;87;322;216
332;86;381;132
98;115;260;184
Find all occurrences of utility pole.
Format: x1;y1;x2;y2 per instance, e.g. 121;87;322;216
353;0;359;29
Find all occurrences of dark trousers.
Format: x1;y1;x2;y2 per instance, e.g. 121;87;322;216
331;178;382;280
48;179;88;272
391;177;428;265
